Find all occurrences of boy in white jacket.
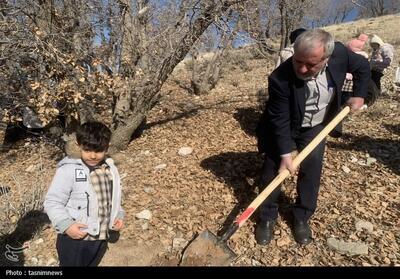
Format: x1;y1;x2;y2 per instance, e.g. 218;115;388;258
44;121;124;266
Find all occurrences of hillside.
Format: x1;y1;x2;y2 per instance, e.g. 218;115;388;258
0;15;399;267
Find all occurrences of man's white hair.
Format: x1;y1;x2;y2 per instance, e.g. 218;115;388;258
294;29;335;58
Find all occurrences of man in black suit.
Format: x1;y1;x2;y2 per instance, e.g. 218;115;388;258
255;29;370;245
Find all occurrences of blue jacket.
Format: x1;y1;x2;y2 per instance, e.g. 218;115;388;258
44;157;124;236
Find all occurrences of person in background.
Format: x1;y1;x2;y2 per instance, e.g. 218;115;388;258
347;34;369;58
395;61;400;87
342;34;369;95
275;28;307;69
369;34;394;90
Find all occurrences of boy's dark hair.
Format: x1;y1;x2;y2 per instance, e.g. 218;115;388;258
289;28;307;44
76;121;111;152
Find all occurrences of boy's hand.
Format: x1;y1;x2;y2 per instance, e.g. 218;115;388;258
65;223;88;239
112;219;124;231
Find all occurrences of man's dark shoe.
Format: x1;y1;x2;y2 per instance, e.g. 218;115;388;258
255;220;276;245
293;220;312;245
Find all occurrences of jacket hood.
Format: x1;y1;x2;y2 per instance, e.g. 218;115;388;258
57;157;84;168
57;156;115;168
370;35;384;46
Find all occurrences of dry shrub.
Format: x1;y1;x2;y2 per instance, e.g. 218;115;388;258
0;154;48;236
184;59;195;72
224;49;252;72
0;187;47;237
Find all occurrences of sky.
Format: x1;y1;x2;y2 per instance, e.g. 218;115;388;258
93;1;364;50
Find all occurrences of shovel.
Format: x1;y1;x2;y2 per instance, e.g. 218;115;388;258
180;106;351;266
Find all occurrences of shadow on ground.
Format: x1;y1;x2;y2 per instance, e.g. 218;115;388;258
383;123;400;136
200;151;262;235
200;150;306;240
232;107;262;137
327;133;400;175
0;210;50;266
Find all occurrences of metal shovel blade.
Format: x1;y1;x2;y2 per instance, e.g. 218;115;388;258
180;230;237;266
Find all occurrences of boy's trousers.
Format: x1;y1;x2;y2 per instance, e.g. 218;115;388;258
56;234;107;266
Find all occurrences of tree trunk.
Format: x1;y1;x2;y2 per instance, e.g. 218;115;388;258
110;81;159;151
191;42;225;95
278;0;286;50
110;1;238;151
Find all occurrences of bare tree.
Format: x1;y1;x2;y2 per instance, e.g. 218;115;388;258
278;0;312;49
1;0;248;151
110;0;247;151
0;0;100;129
307;0;355;27
333;0;355;24
354;0;399;18
236;0;280;56
190;15;239;95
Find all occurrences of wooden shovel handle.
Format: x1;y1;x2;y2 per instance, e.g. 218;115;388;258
236;106;351;227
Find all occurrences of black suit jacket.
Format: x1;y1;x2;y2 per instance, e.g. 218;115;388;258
256;42;371;155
